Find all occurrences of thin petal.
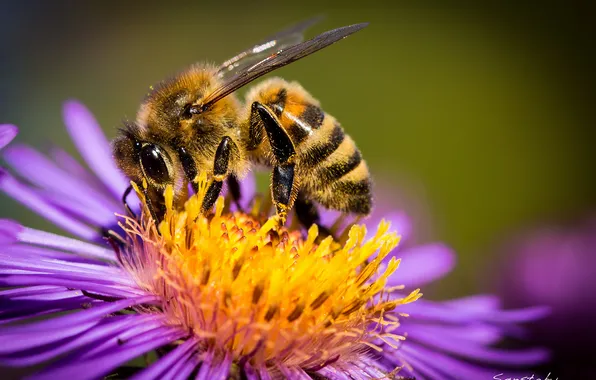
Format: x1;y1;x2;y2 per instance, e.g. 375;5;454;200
49;147;112;194
131;338;197;380
0;171;97;239
0;315;151;367
62;100;129;198
0;319;99;353
29;328;185;380
0;296;87;322
17;226;115;261
0;285;62;298
403;323;502;345
0;295;156;333
389;243;455;287
0;275;142;298
3;144;119;221
400;343;543;379
406;327;549;365
0;219;22;245
443;294;501;311
196;351;232;380
0;124;18;150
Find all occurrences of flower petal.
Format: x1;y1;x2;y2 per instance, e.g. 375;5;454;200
0;219;22;245
389;243;455;287
17;226;115;261
29;328;185;380
0;171;97;239
0;315;151;367
0;275;142;298
0;295;156;333
3;144;120;220
0;124;18;150
196;351;232;380
406;327;549;365
62;100;129;198
131;338;197;380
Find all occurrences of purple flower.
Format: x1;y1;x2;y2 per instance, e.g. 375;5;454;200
0;101;548;379
495;217;596;377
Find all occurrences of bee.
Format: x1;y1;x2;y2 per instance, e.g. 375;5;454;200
112;18;372;228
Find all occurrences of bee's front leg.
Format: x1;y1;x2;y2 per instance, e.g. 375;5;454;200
202;136;236;213
251;101;297;224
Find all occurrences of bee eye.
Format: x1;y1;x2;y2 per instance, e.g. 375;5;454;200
139;144;170;184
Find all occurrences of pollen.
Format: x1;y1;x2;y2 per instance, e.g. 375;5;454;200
118;177;421;369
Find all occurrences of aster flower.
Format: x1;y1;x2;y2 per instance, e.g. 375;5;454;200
0;101;548;379
495;217;596;377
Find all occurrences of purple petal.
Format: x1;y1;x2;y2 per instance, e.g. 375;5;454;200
0;254;124;277
62;100;129;198
0;275;143;298
0;219;22;245
0;296;87;321
196;351;232;380
1;295;156;333
443;294;502;311
3;145;119;221
4;289;82;302
402;323;502;345
398;344;495;379
400;343;545;379
481;306;551;324
0;315;150;367
0;305;79;326
0;285;62;298
406;327;549;365
163;344;200;380
131;338;197;380
49;147;109;191
316;367;351;380
17;226;115;261
236;173;256;210
1;244;109;266
40;191;117;227
388;243;455;287
29;328;185;380
0;124;18;150
0;319;99;354
0;170;97;239
242;363;260;380
258;366;274;380
74;315;169;360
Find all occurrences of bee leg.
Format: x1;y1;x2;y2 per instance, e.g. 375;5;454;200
226;175;243;211
252;102;297;224
121;184;137;218
294;196;334;240
143;186;163;226
202;136;235;213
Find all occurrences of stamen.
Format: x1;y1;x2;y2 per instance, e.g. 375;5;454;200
116;176;421;369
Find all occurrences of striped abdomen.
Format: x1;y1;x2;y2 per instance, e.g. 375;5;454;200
245;78;372;215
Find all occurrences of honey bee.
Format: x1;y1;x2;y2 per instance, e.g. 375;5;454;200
113;18;372;228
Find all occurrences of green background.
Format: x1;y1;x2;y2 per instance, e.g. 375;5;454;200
1;1;594;301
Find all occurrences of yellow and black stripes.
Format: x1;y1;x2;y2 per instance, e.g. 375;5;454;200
245;77;372;216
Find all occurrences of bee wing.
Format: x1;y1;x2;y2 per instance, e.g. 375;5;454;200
199;23;368;112
217;16;325;80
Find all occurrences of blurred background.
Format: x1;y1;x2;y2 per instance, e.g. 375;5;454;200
1;0;595;377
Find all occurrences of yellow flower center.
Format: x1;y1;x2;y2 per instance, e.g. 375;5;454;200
119;177;421;369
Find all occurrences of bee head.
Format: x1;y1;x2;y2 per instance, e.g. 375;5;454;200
112;124;189;212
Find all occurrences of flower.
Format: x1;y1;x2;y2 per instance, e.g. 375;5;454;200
495;217;596;377
0;101;548;379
